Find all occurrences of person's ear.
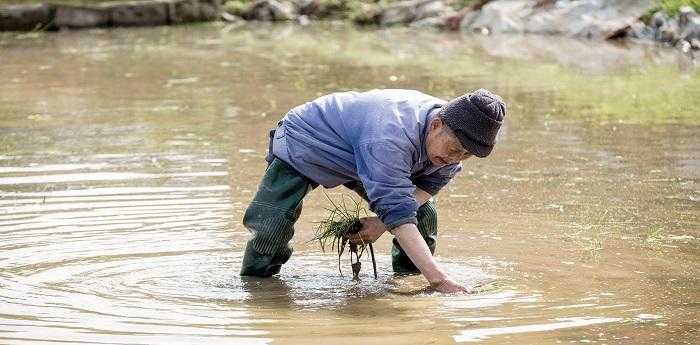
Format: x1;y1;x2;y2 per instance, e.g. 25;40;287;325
431;117;443;130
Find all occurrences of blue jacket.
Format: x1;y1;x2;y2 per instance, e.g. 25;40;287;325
272;89;461;229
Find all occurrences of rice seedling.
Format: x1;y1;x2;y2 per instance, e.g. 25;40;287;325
311;192;378;280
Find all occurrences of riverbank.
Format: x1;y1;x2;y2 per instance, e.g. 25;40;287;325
0;0;221;30
1;0;699;52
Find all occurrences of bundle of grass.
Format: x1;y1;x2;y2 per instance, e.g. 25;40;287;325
311;193;378;280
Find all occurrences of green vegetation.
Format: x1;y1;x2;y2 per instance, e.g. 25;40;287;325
651;0;700;17
640;0;699;22
223;0;247;16
311;193;377;280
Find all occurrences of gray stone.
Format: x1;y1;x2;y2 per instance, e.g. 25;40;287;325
54;5;110;29
467;0;528;33
297;14;310;26
409;14;450;28
168;0;201;23
198;0;221;21
678;5;700;43
0;4;52;31
294;0;343;18
458;9;481;31
351;3;382;25
690;37;700;50
379;0;448;26
678;5;697;29
679;18;700;42
647;11;675;43
242;0;296;21
659;18;679;43
650;11;668;30
108;1;169;27
221;9;239;22
626;20;653;40
295;0;317;16
464;0;651;39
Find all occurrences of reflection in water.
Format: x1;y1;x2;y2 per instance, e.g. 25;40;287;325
0;23;698;344
454;317;623;342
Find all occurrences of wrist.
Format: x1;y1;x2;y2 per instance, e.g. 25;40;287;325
425;269;448;286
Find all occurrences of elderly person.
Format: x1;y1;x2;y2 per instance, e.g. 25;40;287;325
240;88;506;293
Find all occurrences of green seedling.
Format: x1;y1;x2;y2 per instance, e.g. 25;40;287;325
311;192;378;280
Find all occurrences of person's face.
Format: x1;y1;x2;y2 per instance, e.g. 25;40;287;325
425;118;473;166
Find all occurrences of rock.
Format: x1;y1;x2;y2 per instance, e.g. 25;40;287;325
108;1;169;27
645;7;698;45
646;11;676;43
464;0;652;39
458;9;481;30
0;4;52;31
54;5;110;29
295;0;317;16
620;20;653;40
295;0;344;19
409;15;446;28
220;10;238;22
241;0;296;21
467;0;528;33
297;14;310;25
650;11;668;30
408;0;448;20
660;18;679;43
676;38;691;52
690;37;700;50
678;6;697;29
198;0;221;21
678;5;700;43
351;2;382;25
169;0;201;23
379;0;448;26
1;0;220;31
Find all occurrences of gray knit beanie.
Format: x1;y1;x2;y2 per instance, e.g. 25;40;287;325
438;88;506;158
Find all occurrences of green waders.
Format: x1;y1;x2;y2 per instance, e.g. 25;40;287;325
240;157;439;277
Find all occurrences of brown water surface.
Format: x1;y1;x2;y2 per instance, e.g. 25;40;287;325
0;23;698;344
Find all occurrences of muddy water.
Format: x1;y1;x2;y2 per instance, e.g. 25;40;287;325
0;23;698;344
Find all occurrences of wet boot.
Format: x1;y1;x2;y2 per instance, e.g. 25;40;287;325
239;157;316;277
240;242;293;277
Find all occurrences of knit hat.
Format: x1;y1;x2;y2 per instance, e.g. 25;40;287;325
438;88;506;158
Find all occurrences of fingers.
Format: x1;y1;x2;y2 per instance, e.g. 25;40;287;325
347;233;360;243
348;231;372;245
432;279;469;293
346;231;362;243
348;234;367;245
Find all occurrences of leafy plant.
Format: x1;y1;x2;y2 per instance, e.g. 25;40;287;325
311;192;378;280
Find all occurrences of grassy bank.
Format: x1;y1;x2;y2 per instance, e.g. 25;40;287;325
650;0;700;16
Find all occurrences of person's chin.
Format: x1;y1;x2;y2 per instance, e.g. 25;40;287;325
432;157;446;166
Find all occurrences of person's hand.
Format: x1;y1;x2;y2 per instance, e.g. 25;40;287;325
431;277;469;293
348;217;386;244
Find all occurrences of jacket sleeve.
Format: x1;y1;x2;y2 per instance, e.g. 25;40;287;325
413;163;462;196
354;140;419;230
